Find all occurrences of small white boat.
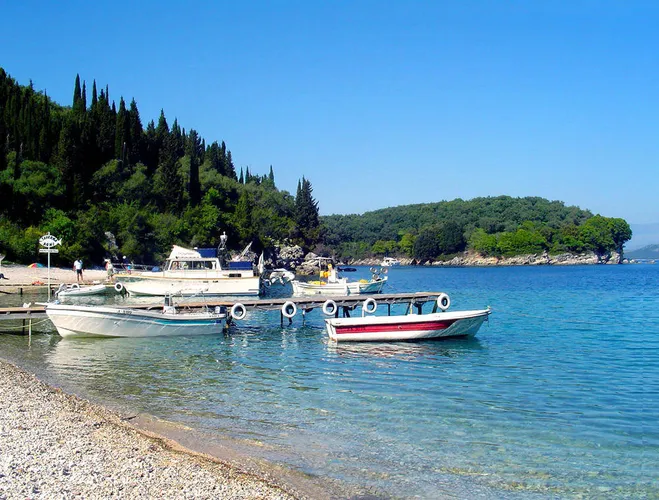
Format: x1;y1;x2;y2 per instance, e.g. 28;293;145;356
55;283;108;298
292;278;387;296
381;257;401;267
45;297;226;338
325;294;490;342
291;263;387;296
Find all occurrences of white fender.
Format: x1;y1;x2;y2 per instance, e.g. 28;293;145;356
282;301;297;319
363;297;378;315
114;282;124;293
71;283;80;289
437;293;451;311
230;303;247;320
322;299;338;316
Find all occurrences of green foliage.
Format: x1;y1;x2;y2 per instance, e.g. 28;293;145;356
371;240;398;256
468;229;498;256
413;228;440;261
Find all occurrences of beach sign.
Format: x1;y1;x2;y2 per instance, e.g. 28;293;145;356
39;233;62;300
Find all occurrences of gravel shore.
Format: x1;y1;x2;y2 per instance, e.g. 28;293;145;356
0;360;298;499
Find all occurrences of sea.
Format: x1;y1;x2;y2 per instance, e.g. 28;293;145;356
0;265;657;499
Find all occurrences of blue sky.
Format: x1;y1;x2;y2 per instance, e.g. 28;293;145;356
1;1;657;232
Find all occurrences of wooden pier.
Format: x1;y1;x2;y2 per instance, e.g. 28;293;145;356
0;292;445;327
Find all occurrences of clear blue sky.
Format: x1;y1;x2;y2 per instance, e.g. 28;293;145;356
1;1;657;227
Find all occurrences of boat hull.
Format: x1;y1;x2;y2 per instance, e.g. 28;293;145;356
119;276;261;297
325;309;490;342
56;284;109;298
291;278;387;296
46;304;225;338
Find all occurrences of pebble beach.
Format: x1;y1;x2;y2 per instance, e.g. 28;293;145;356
0;265;303;498
0;360;298;499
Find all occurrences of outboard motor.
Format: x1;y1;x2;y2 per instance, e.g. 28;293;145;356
163;295;176;314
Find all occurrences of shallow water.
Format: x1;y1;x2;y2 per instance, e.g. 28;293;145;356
1;265;658;498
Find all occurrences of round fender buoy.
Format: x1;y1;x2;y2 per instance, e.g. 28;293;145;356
71;283;80;289
363;297;378;314
369;267;377;273
231;303;247;320
322;299;338;316
437;293;451;311
114;282;124;293
263;279;271;288
282;301;297;319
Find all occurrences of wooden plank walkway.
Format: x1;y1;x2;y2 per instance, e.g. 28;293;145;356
0;292;444;323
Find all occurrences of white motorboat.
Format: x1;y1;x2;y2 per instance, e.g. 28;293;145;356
115;242;260;297
291;263;387;296
55;283;108;298
45;297;226;338
381;257;401;267
324;294;490;342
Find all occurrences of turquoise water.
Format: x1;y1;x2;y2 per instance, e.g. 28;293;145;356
1;265;658;498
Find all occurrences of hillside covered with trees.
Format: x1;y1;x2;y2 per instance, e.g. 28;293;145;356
321;197;632;262
0;67;632;267
0;68;321;265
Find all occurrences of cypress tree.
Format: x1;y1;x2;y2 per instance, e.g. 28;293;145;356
73;74;81;108
239;167;244;184
81;81;87;112
91;80;98;109
295;177;320;246
114;97;128;163
186;129;202;207
268;165;275;185
128;98;143;162
226;150;236;180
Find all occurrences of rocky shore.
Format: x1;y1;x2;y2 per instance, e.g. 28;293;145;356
0;360;297;499
271;245;623;272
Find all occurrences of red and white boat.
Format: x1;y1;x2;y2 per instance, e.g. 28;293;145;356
324;294;490;342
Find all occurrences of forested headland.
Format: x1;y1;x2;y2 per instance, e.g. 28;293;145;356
0;68;631;267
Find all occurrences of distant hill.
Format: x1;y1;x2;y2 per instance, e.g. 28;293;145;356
626;223;659;250
626;244;659;260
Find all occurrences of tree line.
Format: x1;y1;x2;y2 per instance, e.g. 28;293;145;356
0;68;320;265
321;196;632;261
0;67;632;267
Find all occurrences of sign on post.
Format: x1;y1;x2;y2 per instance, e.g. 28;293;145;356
39;233;62;300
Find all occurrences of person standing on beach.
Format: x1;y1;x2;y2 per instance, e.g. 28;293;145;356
73;258;83;283
105;259;114;282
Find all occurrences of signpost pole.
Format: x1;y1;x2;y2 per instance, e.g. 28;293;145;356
39;233;61;302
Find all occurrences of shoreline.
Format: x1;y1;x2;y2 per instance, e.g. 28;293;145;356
0;264;109;287
0;358;305;499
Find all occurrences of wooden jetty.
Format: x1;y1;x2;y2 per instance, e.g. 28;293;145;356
0;292;446;330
